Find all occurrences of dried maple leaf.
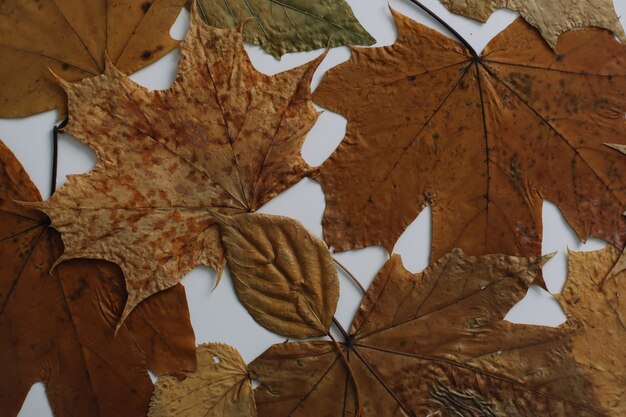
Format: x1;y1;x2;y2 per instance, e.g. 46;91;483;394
32;10;324;325
0;0;185;118
439;0;626;50
557;247;626;416
314;10;626;270
250;249;606;417
150;343;256;417
0;140;197;417
607;248;626;281
195;0;375;58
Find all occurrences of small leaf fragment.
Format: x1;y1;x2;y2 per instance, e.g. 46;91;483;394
150;343;256;417
217;213;339;338
558;247;626;416
195;0;375;58
605;143;626;155
439;0;626;50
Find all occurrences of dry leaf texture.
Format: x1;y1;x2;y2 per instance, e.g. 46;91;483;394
33;11;323;324
250;250;604;416
440;0;626;50
150;343;256;417
0;140;197;417
196;0;375;58
558;247;626;416
217;213;339;338
0;0;185;118
314;10;626;265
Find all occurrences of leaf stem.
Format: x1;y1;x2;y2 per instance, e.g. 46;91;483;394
332;316;350;342
327;331;363;417
50;118;68;196
333;258;366;294
406;0;479;60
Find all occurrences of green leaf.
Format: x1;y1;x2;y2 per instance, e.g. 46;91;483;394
195;0;375;58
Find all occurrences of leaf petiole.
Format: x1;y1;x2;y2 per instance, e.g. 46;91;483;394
50;118;68;196
406;0;479;60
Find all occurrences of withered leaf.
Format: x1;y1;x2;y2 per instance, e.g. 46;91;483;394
314;10;626;268
216;213;339;338
0;140;197;417
557;247;626;416
439;0;626;50
607;247;626;281
195;0;375;58
32;10;323;325
0;0;185;118
250;250;604;416
149;343;256;417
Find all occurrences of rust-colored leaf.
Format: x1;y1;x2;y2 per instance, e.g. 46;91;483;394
149;343;256;417
32;9;323;324
250;250;604;416
0;140;197;417
557;247;626;416
216;213;339;338
439;0;626;51
314;10;626;272
0;0;185;118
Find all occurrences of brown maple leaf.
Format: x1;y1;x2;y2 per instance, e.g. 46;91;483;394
557;247;626;417
313;10;626;273
439;0;626;51
32;10;324;325
0;0;185;118
0;140;197;417
250;249;605;416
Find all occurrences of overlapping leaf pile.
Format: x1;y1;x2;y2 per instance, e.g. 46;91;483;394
1;0;625;416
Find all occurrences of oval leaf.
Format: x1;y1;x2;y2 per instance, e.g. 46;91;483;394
216;213;339;338
195;0;375;58
149;343;256;417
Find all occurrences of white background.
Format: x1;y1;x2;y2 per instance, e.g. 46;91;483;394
2;1;624;415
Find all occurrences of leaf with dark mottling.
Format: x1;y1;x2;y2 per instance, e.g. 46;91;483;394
557;247;626;416
250;250;605;416
150;343;256;417
195;0;375;58
0;0;186;118
314;10;626;284
0;140;197;417
31;10;324;325
216;213;339;338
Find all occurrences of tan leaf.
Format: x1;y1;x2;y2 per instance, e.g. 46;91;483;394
0;140;197;417
0;0;185;118
557;247;626;416
605;143;626;155
250;250;604;416
314;10;626;277
439;0;626;50
31;10;323;324
606;248;626;281
216;213;339;338
150;343;256;417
